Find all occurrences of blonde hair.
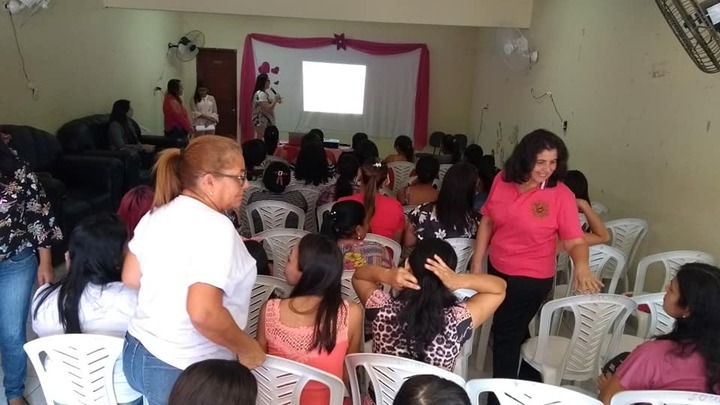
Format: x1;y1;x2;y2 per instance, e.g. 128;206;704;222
153;135;242;207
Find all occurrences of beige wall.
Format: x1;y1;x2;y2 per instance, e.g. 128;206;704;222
105;0;533;28
0;0;182;133
179;13;478;155
472;0;720;286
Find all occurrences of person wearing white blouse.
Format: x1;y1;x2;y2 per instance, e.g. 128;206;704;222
191;83;219;135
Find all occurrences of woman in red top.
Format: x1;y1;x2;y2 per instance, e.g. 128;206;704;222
163;79;193;140
469;129;602;396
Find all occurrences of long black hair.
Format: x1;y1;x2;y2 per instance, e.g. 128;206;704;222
503;129;569;186
565;169;590;202
394;135;414;162
167;79;183;103
290;234;344;354
359;157;388;228
252;74;269;101
656;262;720;394
436;163;478;232
396;239;459;363
241;139;266;181
393;375;470;405
0;139;20;176
109;99;134;142
295;138;332;186
321;200;365;241
33;213;128;333
193;82;208;104
335;153;360;199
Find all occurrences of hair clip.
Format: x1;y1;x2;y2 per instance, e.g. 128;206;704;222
329;211;337;217
275;170;285;185
372;162;382;168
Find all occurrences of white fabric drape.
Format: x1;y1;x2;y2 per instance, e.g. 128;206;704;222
252;40;420;137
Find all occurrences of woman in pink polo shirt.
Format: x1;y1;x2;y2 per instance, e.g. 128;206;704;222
469;129;603;388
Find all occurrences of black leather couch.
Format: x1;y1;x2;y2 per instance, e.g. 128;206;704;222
1;124;124;264
57;114;186;191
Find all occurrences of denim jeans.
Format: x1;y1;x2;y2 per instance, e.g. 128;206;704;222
123;333;182;405
0;248;37;400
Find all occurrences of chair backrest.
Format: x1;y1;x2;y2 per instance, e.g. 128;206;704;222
316;201;335;231
286;185;320;233
591;201;610;220
466;378;603;405
610;390;720;405
341;271;361;303
239;182;264;236
24;334;124;405
403;204;417;215
605;218;649;267
437;163;453;187
631;293;675;339
345;353;465;405
533;294;636;383
446;238;475;273
564;245;627;296
253;355;346;405
364;233;402;266
246;200;306;235
633;250;716;296
256;229;309;282
388;161;416;195
246;276;293;338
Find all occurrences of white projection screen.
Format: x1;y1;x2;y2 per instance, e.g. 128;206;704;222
253;39;420;137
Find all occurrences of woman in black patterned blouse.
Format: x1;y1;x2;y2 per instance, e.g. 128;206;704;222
0;133;62;405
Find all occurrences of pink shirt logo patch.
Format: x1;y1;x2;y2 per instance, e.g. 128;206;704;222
531;200;550;218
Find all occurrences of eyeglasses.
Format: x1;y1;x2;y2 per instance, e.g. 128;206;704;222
213;172;247;185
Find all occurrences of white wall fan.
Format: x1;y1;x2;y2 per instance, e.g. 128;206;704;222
4;0;51;15
168;30;205;62
656;0;720;74
496;27;539;71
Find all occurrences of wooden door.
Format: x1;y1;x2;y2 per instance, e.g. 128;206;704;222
196;48;237;138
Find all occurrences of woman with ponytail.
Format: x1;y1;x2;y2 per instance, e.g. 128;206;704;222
317;153;360;206
321;200;392;270
257;234;362;405
338;157;405;242
121;135;265;404
384;135;415;164
352;238;505;371
32;213;142;405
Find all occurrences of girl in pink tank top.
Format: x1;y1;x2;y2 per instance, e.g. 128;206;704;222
257;234;363;405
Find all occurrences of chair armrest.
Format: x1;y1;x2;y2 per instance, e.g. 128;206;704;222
55;155;125;208
139;135;187;149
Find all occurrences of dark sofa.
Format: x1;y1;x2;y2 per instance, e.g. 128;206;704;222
1;124;124;263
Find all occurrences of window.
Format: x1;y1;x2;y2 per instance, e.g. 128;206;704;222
302;61;366;114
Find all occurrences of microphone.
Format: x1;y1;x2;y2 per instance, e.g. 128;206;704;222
270;88;278;96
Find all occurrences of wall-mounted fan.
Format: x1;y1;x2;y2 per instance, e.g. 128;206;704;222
4;0;51;15
168;30;205;62
496;28;539;72
656;0;720;73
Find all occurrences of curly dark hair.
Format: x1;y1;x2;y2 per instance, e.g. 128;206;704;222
503;129;568;187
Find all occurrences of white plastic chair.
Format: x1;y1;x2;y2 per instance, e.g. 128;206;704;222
555;244;627;299
245;276;293;338
402;205;417;215
452;289;478;379
388;161;415;196
466;378;603;405
341;271;360;304
630;250;714;336
446;238;475;273
610;390;720;405
257;229;309;282
24;334;125;405
520;294;636;386
238;181;264;237
246;200;306;235
603;293;676;360
605;218;649;291
591;201;610;221
437;163;453;188
365;233;402;267
287;185;320;233
253;355;346;405
345;353;465;405
316;201;335;231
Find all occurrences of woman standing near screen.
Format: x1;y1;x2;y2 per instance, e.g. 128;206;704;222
252;74;282;139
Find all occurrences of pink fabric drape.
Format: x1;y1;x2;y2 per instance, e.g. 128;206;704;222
240;33;430;148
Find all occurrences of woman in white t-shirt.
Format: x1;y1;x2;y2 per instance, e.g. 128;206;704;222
32;213;141;405
121;135;265;405
191;83;219;134
251;73;282;139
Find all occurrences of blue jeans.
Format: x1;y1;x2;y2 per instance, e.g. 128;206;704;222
123;333;183;405
0;248;37;400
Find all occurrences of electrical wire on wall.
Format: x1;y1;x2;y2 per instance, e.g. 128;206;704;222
531;88;567;133
6;5;39;99
154;49;172;97
475;104;489;145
